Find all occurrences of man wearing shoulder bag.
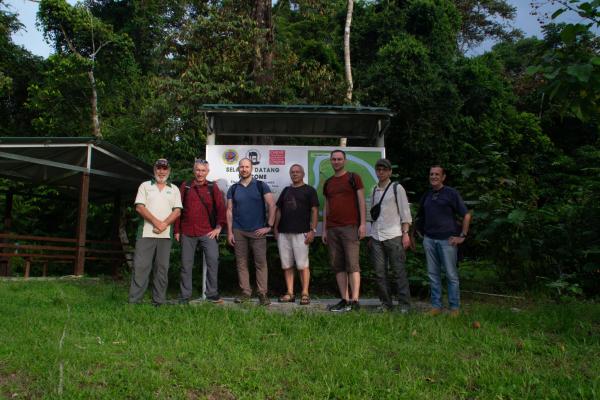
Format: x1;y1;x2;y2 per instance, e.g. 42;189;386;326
369;159;413;313
174;159;227;304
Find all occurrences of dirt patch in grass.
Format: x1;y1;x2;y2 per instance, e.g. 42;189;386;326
184;385;237;400
0;366;33;399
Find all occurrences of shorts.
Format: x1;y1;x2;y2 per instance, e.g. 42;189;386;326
326;225;360;273
277;232;310;270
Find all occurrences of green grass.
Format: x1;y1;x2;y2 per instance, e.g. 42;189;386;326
1;280;599;399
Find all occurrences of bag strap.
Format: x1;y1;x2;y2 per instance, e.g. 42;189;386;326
193;181;217;228
393;182;400;215
374;181;392;208
278;186;290;211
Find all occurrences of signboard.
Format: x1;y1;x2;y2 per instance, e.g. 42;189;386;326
205;145;385;223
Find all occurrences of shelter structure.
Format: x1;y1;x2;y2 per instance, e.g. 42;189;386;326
194;104;393;298
0;137;153;276
200;104;393;146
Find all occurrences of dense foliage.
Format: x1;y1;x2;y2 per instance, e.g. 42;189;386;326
0;0;598;295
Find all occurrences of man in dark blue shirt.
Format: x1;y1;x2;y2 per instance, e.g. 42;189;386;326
226;158;276;306
420;165;472;316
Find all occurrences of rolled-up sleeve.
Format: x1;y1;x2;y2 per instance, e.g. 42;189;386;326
397;184;413;224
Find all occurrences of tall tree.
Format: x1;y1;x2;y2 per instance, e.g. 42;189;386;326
36;0;135;137
0;1;43;135
454;0;520;51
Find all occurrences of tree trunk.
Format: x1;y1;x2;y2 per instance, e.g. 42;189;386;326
88;69;101;138
253;0;274;145
253;0;274;85
341;0;354;147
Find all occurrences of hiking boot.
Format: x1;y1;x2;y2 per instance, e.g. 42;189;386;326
376;304;393;313
449;309;460;317
206;296;224;304
349;300;361;311
328;299;351;312
234;295;251;304
258;293;271;306
427;308;442;316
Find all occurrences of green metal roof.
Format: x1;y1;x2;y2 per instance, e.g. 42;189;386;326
200;104;393;140
0;137;153;201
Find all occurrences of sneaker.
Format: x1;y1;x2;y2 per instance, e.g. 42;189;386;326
258;293;271;306
206;296;224;304
328;299;351;312
427;308;442;316
234;295;251;304
397;307;410;315
349;300;361;311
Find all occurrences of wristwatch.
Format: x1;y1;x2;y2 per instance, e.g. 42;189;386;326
311;228;317;233
459;232;467;238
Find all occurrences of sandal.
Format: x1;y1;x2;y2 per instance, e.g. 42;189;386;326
300;294;310;305
278;293;295;303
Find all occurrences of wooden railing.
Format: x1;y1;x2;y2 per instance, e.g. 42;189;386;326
0;233;132;278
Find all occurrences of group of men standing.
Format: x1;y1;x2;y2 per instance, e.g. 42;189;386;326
128;151;471;315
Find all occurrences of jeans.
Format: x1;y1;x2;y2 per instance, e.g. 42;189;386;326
369;236;411;308
423;236;460;310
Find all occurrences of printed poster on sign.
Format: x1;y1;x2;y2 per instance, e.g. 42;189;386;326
205;145;385;221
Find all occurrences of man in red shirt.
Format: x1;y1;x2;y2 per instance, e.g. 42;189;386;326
322;150;367;312
174;159;227;304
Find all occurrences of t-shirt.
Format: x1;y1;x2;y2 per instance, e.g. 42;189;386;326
227;179;272;231
323;172;364;228
134;180;183;239
422;186;468;240
276;184;319;233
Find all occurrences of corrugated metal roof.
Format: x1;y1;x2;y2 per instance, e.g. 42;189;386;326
0;137;153;201
200;104;393;140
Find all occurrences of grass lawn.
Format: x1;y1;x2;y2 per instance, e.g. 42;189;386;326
0;279;599;399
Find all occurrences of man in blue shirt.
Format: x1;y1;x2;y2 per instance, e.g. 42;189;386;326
419;165;472;316
226;158;276;305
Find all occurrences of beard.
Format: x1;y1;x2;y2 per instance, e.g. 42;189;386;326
154;172;170;184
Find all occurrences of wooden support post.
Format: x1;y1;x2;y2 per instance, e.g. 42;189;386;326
24;257;31;279
43;261;48;277
75;172;90;276
111;193;121;280
0;190;14;276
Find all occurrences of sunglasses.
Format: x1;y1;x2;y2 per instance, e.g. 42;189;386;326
155;165;169;170
195;158;208;164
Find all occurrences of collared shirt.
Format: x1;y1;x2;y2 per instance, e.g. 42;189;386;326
370;181;413;241
422;186;468;240
174;180;227;237
134;180;183;239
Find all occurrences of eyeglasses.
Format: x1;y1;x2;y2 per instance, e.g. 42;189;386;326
155;165;169;171
432;191;440;200
195;158;208;164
